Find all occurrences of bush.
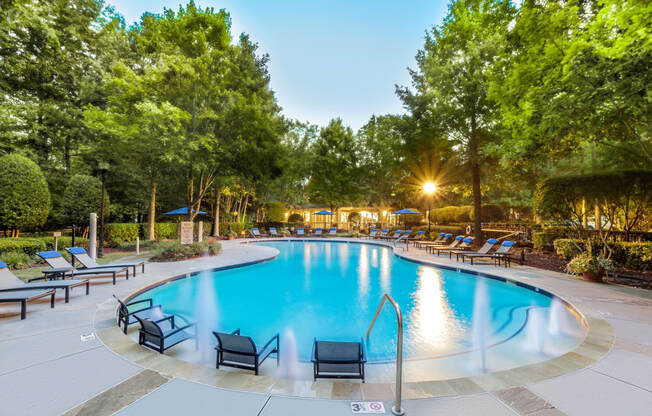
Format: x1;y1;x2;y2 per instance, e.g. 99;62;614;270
0;154;51;232
62;175;108;227
0;238;46;255
153;223;178;239
104;223;139;247
553;239;583;259
150;239;222;261
533;230;565;251
266;202;285;222
566;253;614;275
287;213;304;223
1;251;33;269
610;242;652;271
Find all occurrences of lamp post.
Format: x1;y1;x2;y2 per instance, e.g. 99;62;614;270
423;182;436;233
97;162;109;259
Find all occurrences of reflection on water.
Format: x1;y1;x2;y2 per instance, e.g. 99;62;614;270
135;241;585;363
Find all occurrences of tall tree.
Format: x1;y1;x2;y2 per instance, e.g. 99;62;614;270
398;0;516;240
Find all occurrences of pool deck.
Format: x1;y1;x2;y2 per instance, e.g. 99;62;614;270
0;238;650;415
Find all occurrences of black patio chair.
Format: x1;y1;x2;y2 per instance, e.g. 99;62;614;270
113;295;171;334
212;329;279;375
136;315;197;353
311;338;367;382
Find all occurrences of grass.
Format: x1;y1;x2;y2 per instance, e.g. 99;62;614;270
13;250;150;282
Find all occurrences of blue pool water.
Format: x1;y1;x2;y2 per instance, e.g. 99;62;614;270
133;241;580;362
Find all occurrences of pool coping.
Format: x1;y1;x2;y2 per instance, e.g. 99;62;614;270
96;238;614;400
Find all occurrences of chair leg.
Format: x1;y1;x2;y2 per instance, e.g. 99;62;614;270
112;273;116;285
65;287;70;303
21;300;26;320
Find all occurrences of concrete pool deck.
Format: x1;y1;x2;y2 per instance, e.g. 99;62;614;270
0;238;650;415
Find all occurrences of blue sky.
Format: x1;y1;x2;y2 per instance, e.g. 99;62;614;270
107;1;449;130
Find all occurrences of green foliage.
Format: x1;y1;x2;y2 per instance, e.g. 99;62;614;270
1;251;33;270
151;239;221;261
0;154;51;231
266;202;285;222
152;223;178;240
553;239;583;259
432;205;503;223
610;242;652;271
566;253;614;275
348;212;361;224
62;175;107;226
287;213;304;223
225;222;248;235
0;238;46;256
104;223;139;247
533;232;562;251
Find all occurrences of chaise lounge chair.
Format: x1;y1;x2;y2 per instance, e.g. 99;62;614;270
311;338;366;382
426;235;462;254
296;228;305;237
313;228;323;237
0;288;55;320
394;230;412;244
114;295;171;334
136;315;197;353
459;240;516;266
213;329;280;375
37;251;129;285
327;227;337;237
269;227;280;237
374;229;389;239
0;260;89;303
432;237;473;256
249;228;263;238
453;239;498;261
66;247;145;276
363;229;378;239
407;230;425;246
415;232;447;249
380;230;403;241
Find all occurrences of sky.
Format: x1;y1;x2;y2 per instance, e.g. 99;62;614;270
107;1;449;130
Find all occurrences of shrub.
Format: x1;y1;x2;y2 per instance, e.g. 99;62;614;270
62;175;108;227
553;239;583;259
0;238;46;255
151;239;222;261
153;223;178;239
0;154;50;232
266;202;285;222
39;236;89;251
287;213;304;223
533;230;565;251
1;251;33;269
610;242;652;271
104;223;139;247
566;253;614;275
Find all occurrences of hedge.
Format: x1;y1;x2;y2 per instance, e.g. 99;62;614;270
0;236;89;256
153;223;178;239
432;205;504;224
554;238;652;271
105;223;139;247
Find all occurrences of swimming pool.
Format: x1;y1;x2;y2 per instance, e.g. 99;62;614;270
132;240;585;369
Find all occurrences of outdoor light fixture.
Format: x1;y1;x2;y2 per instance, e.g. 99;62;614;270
423;182;436;233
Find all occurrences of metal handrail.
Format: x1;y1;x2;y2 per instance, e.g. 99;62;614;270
366;294;405;416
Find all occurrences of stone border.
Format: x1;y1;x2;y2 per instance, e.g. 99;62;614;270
96;238;613;400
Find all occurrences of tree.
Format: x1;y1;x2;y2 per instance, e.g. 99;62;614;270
0;154;50;235
266;202;285;222
308;119;364;211
398;0;516;240
62;175;107;238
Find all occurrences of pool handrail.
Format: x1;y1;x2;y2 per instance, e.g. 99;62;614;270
366;294;405;416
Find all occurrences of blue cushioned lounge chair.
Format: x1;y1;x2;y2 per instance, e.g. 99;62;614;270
0;260;89;303
37;251;129;285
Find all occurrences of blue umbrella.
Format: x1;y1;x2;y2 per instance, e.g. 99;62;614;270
163;207;207;216
392;208;420;228
314;210;334;228
392;208;420;214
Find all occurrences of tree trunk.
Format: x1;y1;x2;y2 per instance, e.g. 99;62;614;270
212;188;221;237
594;203;601;231
471;160;482;241
148;180;156;240
582;198;588;229
240;194;249;222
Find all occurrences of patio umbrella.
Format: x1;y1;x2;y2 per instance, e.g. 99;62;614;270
163;207;207;216
392;208;420;228
314;210;335;228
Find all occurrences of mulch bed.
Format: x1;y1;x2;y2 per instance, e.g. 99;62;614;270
522;250;651;290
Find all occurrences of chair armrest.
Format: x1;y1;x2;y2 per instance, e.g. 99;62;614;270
359;337;367;362
164;322;196;338
311;337;317;362
231;328;241;335
261;333;280;352
126;298;153;308
155;315;175;325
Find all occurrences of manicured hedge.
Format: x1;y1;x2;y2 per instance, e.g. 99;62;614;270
432;205;504;224
0;238;46;255
152;223;178;239
104;223;140;247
